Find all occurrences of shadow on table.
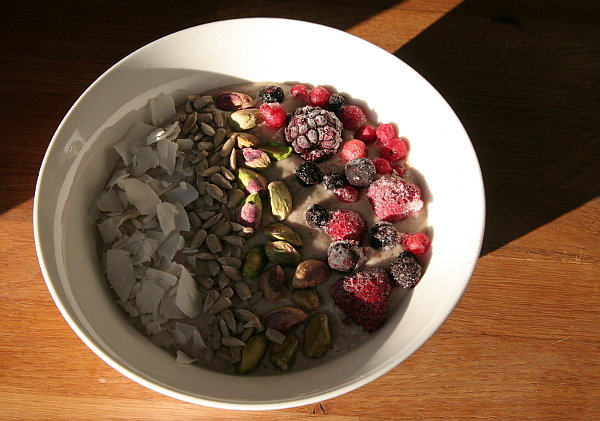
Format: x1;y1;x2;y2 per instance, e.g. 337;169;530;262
394;0;600;255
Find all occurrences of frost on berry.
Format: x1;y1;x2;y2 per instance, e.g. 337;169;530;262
323;173;346;191
369;221;400;251
305;204;331;229
260;102;287;129
373;157;392;175
327;240;369;272
390;251;423;288
402;232;431;256
308;86;330;108
337;105;367;131
376;123;396;144
290;84;309;102
366;175;423;222
344;157;376;187
380;139;408;162
355;125;377;144
325;210;367;243
296;162;323;186
339;139;368;163
333;185;359;203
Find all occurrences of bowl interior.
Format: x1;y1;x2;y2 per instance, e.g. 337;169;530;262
34;18;485;410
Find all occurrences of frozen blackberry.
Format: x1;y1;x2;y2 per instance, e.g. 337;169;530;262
284;105;344;162
296;162;323;186
305;204;331;229
369;221;399;251
345;157;376;187
259;85;285;103
328;93;347;113
323;172;346;191
327;240;369;272
390;251;423;288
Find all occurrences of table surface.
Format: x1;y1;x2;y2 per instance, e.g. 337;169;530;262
1;0;599;419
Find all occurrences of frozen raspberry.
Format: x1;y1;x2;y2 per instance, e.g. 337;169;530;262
327;93;347;113
366;175;424;222
333;185;359;203
284;105;344;162
337;105;367;131
305;204;331;229
260;102;287;129
345;157;376;187
326;210;367;243
290;84;309;102
308;86;330;108
323;173;346;191
339;139;368;163
391;165;406;177
402;232;431;256
259;85;285;103
390;251;423;288
369;221;400;251
376;123;396;144
373;157;392;175
327;240;370;272
355;125;377;144
296;162;323;186
331;268;394;332
380;139;408;162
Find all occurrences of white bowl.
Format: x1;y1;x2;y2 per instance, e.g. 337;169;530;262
34;18;485;410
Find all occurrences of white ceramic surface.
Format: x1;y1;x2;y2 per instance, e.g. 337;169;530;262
34;18;485;410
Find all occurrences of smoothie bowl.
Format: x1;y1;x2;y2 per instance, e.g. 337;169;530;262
34;18;485;410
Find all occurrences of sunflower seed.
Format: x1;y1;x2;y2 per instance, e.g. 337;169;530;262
197;181;209;195
206;234;223;254
229;222;244;232
223;235;245;247
220;137;236;158
190;229;207;249
181;112;198;135
221;337;245;348
230;346;242;362
196;252;218;260
204;289;219;312
217;256;242;269
197;210;216;220
239;227;254;238
222;265;243;282
197;113;213;123
240;327;254;343
227;189;245;208
197;276;214;289
220;166;235;181
213;222;232;238
198;141;214;151
214;127;227;145
211;172;232;189
212;111;225;128
248;291;263;305
208;297;232;316
193;96;212;109
201;166;222;177
219;318;230;337
200;122;216;136
221;309;237;331
212;324;222;350
207;260;221;277
234;282;252;301
201;213;222;230
217;270;230;289
188;212;202;228
265;328;286;345
220;287;234;300
215;348;236;363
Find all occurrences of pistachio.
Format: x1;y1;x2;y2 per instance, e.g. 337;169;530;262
229;108;262;131
292;289;320;312
302;313;331;358
270;333;300;371
264;223;303;248
267;181;292;221
263;307;307;332
242;244;268;279
236;192;262;231
235;167;268;196
233;132;261;149
236;334;268;375
241;148;271;171
259;264;288;301
213;91;255;111
265;241;302;267
259;141;293;161
292;259;331;289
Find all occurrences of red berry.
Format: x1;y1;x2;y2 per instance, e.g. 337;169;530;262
355;125;377;144
260;102;287;129
331;268;394;332
308;86;330;108
376;123;396;144
366;175;424;222
380;139;408;162
338;105;367;131
402;232;431;256
290;84;308;102
334;185;359;203
373;157;392;175
391;165;406;177
326;210;367;243
339;139;368;162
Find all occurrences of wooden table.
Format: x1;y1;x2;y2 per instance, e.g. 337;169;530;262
2;0;599;419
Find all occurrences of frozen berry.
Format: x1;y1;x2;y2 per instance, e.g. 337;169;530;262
339;139;368;163
327;240;370;272
369;221;400;251
337;105;367;131
327;93;347;113
296;162;323;186
391;165;406;177
380;139;408;162
355;125;377;144
260;102;287;129
402;232;431;256
259;85;285;103
373;157;392;175
290;84;309;102
331;268;394;332
390;251;423;288
345;157;376;187
308;86;330;108
376;123;396;144
326;210;367;243
367;175;424;222
285;105;344;162
323;173;346;191
333;185;359;203
306;204;330;229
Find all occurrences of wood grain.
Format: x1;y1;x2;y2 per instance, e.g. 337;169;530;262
1;0;599;419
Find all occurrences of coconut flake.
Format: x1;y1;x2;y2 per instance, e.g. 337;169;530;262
150;93;176;127
175;350;197;365
173;202;190;232
106;249;136;303
97;216;122;243
114;121;157;165
96;188;124;213
175;265;201;318
156;139;178;175
193;329;207;350
156;202;178;235
162;182;198;207
135;282;165;315
156;230;181;262
118;177;161;216
133;146;160;176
